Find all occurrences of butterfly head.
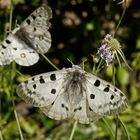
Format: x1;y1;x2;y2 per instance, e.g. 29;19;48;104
65;64;83;74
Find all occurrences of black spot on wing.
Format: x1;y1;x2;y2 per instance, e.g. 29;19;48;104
26;19;31;25
31;14;36;20
107;84;110;87
74;106;82;112
110;95;114;100
61;103;69;111
114;88;117;92
104;85;110;92
109;101;117;106
39;76;45;83
61;104;65;108
79;107;82;110
29;51;36;54
13;48;17;50
33;84;36;89
50;74;56;81
5;39;11;44
89;107;92;111
51;89;56;94
90;94;95;99
2;44;7;49
32;77;35;81
28;90;36;96
51;102;54;105
94;80;100;87
65;107;69;111
33;27;36;32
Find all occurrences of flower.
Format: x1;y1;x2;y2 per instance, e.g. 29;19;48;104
97;44;113;66
97;34;131;69
97;34;115;65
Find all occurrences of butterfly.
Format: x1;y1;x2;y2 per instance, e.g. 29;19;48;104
16;65;128;124
0;5;52;66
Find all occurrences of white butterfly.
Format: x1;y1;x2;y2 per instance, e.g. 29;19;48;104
0;5;52;66
16;65;128;124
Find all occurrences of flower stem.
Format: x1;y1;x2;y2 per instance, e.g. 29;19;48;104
102;118;115;138
115;115;119;140
11;63;24;140
113;0;127;37
0;130;4;140
119;116;130;140
9;7;24;140
112;62;120;140
117;49;132;70
40;53;59;70
95;58;103;74
69;121;77;140
14;110;24;140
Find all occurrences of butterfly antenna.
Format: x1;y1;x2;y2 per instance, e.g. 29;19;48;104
67;58;75;67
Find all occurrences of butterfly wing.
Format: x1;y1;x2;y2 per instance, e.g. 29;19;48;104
72;96;103;124
38;67;104;123
0;5;52;66
16;69;71;120
85;73;128;116
19;5;52;54
16;70;65;107
0;32;39;66
16;66;128;123
0;43;13;65
40;93;70;120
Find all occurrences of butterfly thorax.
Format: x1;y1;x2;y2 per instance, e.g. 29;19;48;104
64;67;86;108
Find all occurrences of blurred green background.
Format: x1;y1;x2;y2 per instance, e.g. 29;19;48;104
0;0;140;140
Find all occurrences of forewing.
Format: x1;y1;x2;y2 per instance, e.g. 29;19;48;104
85;73;128;116
21;5;52;30
16;70;67;108
20;5;52;54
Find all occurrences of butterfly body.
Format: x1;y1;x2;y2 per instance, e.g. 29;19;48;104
0;5;52;66
17;65;127;124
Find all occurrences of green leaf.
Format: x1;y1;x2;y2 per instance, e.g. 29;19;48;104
117;67;129;86
130;85;139;103
105;65;113;78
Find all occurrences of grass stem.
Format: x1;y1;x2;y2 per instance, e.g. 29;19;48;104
69;121;77;140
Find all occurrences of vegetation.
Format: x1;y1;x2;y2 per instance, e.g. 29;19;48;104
0;0;140;139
